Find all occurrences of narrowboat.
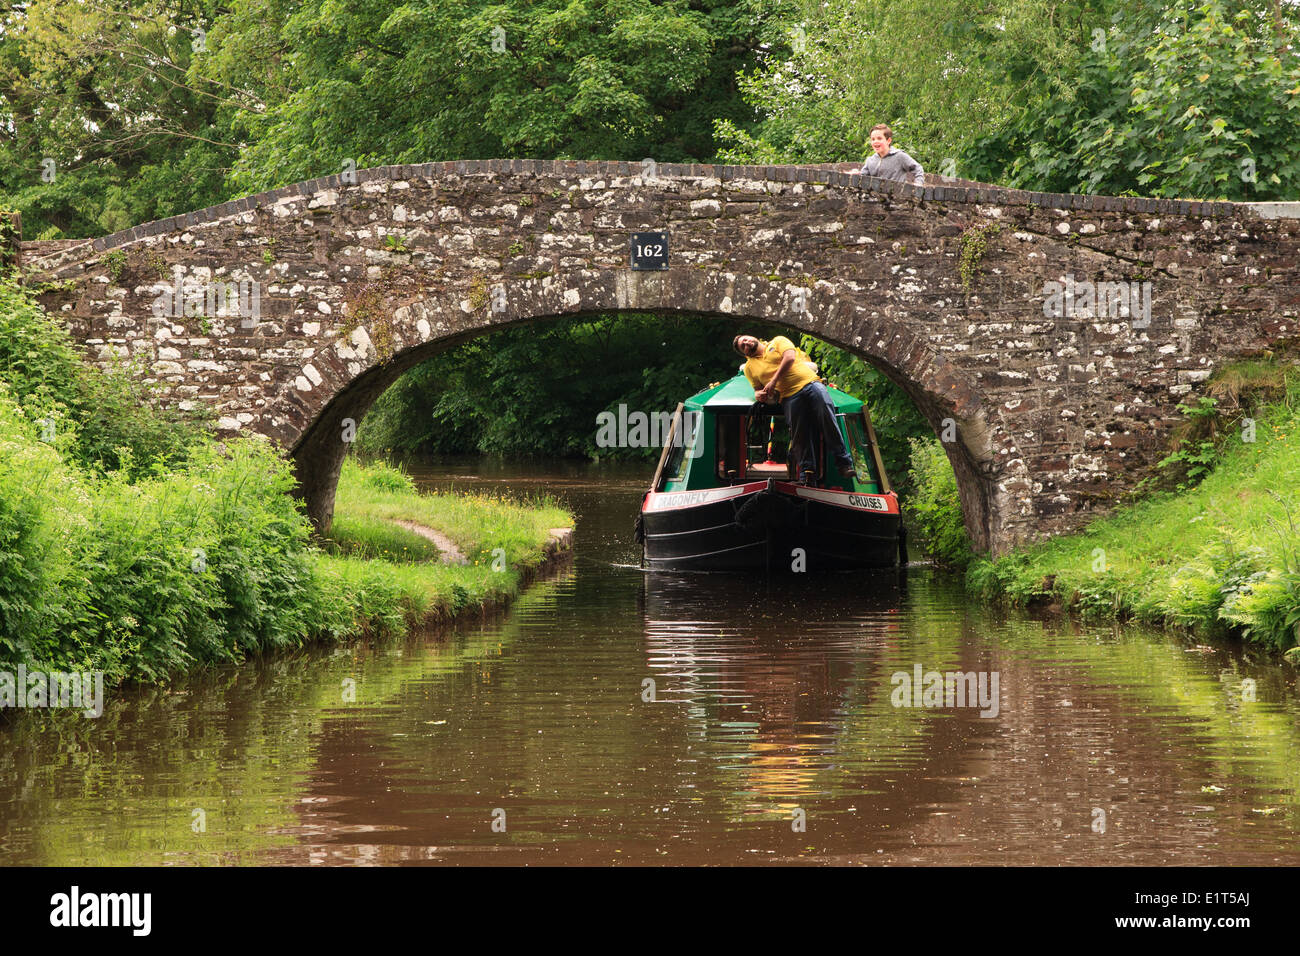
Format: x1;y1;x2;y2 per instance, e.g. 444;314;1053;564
636;374;905;572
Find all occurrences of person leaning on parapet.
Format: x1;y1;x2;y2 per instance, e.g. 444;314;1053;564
854;124;924;185
732;333;861;487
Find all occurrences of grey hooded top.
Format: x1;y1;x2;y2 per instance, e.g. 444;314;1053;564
860;148;924;185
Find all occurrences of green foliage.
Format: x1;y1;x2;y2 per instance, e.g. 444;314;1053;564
208;0;761;194
718;0;1299;202
351;459;416;494
0;279;207;478
0;393;73;655
957;223;1002;292
1157;396;1222;488
1158;439;1219;489
103;250;127;283
715;0;1110;167
1217;492;1300;648
1;0;230;238
906;436;974;569
356;313;784;460
5;0;766;238
0;210;19;273
0;279;83;411
964;0;1300;200
0;388;339;679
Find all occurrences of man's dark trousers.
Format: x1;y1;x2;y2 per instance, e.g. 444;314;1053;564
782;381;853;483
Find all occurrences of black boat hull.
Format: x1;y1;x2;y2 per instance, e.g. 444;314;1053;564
640;480;902;572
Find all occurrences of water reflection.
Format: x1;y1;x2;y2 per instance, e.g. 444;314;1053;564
0;459;1298;865
642;571;909;811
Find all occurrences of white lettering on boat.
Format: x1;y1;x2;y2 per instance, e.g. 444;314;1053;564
789;486;896;513
645;484;760;512
847;494;889;511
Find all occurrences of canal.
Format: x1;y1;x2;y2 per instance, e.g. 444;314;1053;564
2;460;1299;865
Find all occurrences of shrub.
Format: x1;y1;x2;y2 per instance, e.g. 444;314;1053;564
0;278;207;478
0;389;86;662
906;436;973;569
347;457;415;494
0;404;341;680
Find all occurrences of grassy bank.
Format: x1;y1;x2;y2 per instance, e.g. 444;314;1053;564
0;279;572;687
965;363;1300;656
315;459;571;631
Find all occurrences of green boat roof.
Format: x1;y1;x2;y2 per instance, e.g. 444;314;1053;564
684;371;864;412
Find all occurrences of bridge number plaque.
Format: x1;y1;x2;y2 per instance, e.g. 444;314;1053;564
630;232;668;271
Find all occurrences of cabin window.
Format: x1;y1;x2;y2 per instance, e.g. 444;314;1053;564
661;410;695;486
662;440;686;485
843;413;882;490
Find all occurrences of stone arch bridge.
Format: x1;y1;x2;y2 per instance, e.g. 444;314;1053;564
16;160;1300;556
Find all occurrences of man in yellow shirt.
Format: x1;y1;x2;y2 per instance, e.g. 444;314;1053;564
733;333;860;486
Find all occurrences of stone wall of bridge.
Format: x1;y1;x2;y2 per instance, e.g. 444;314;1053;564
18;160;1300;555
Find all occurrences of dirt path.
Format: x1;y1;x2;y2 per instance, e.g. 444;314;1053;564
393;519;468;565
391;520;574;567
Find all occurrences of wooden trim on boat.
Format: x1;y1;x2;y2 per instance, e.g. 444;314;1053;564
860;406;892;493
649;402;685;493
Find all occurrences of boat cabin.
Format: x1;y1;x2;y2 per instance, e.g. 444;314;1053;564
651;374;893;495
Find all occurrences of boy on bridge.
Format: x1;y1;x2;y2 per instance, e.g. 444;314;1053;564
856;124;925;185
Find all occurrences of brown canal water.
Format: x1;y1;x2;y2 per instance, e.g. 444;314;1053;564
2;460;1300;866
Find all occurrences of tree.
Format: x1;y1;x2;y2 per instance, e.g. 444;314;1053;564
964;0;1300;200
0;0;235;237
209;0;765;193
3;0;771;236
714;0;1116;173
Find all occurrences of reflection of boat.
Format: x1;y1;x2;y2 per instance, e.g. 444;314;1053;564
639;571;907;808
637;374;904;572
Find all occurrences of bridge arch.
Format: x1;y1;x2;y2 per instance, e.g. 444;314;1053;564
285;272;1018;554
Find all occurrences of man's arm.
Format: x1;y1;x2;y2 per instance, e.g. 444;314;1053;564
755;349;798;401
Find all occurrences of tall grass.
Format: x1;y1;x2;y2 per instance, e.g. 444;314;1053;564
0;388;355;679
333;458;571;568
322;514;443;563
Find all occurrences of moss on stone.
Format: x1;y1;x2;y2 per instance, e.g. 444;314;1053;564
103;249;128;283
958;222;1002;292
